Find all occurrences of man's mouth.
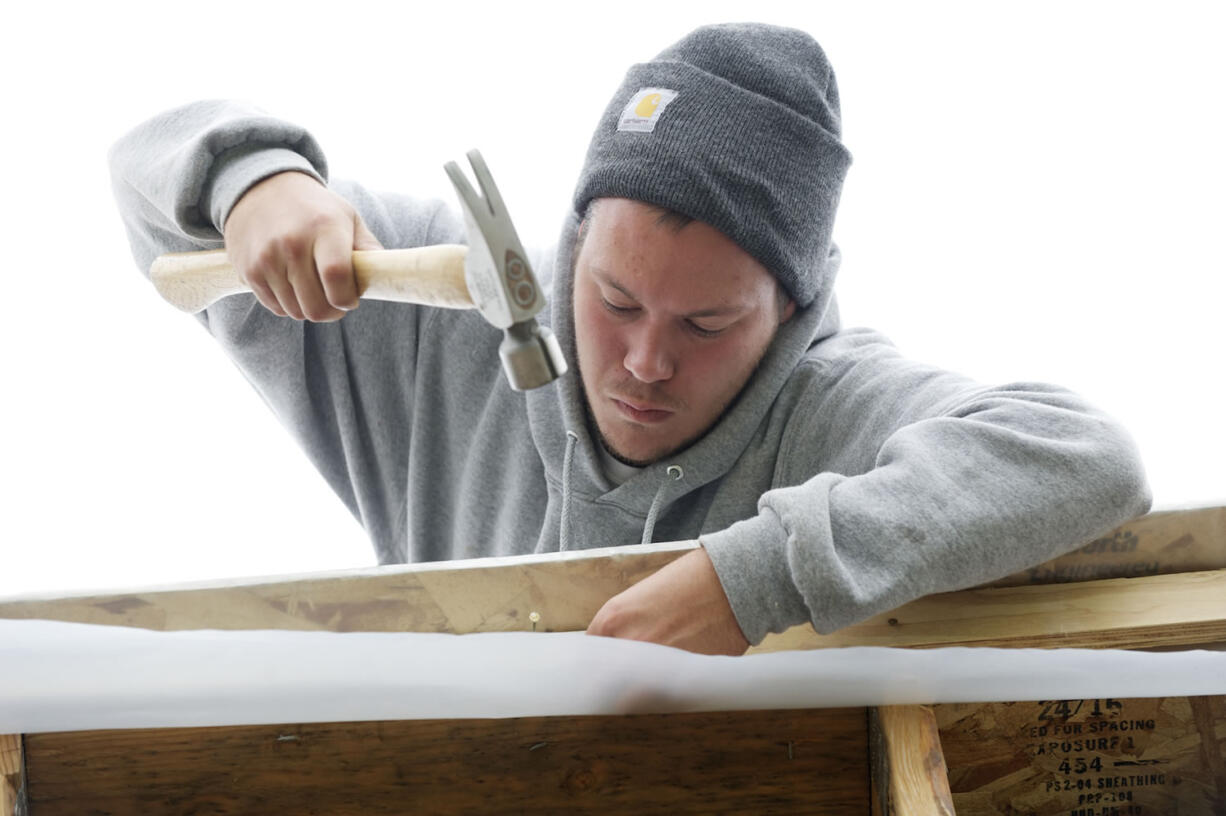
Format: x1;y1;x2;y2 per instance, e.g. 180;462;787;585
611;398;674;424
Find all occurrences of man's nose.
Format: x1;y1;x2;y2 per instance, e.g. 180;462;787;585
622;322;675;383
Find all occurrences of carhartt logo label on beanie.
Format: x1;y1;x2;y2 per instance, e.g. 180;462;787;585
617;88;679;133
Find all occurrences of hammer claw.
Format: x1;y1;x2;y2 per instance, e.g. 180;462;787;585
443;161;489;228
442;150;568;391
464;149;507;221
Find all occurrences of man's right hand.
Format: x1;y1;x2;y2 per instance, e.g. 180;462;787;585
223;171;383;321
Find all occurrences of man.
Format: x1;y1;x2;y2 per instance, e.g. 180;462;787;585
110;24;1150;655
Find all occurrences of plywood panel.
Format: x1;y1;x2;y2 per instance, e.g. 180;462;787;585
936;695;1226;815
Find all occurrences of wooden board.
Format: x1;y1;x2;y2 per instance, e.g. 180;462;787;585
987;504;1226;588
0;734;21;816
936;695;1226;815
0;542;697;634
871;706;955;815
3;509;1224;657
22;708;869;815
752;568;1226;652
764;505;1226;652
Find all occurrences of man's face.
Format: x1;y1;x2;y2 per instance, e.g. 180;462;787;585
573;198;795;466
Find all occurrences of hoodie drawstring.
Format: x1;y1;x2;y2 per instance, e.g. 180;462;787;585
641;464;684;545
559;431;578;551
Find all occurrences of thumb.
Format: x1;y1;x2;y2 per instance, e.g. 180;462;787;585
353;216;383;251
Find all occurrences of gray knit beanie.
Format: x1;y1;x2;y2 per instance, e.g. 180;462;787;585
573;23;852;307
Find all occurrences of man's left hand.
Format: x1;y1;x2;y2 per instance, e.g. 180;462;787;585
586;547;750;656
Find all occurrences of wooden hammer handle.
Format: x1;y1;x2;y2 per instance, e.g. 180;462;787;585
149;245;472;313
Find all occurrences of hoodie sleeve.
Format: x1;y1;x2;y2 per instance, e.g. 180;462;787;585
701;330;1152;644
108;100;466;563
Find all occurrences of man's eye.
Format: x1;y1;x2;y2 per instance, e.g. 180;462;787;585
602;298;636;315
688;321;726;338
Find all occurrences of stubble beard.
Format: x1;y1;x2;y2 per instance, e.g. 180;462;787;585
575;348;771;469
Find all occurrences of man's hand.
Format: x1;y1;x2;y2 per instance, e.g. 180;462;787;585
223;171;383;321
586;547;750;656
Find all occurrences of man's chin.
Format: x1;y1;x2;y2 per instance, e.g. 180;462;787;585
592;417;667;467
596;419;704;468
583;388;701;467
598;435;660;468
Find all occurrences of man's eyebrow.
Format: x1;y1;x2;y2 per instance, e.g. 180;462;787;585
591;268;750;318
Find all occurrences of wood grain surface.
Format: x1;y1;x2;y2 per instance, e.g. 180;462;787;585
0;542;697;634
752;568;1226;652
871;706;955;815
0;734;21;816
2;508;1222;655
24;708;869;815
987;504;1226;588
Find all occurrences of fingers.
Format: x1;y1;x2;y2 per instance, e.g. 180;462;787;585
287;231;349;322
246;274;288;318
235;237;297;318
224;171;375;322
240;232;326;321
260;270;296;319
237;236;348;322
315;223;360;313
353;216;384;251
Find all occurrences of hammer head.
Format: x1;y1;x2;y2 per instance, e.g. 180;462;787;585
444;151;568;391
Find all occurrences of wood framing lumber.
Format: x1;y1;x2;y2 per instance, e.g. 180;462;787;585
20;708;869;815
0;541;698;634
0;734;22;816
752;568;1226;652
871;706;955;816
0;506;1219;651
987;504;1226;587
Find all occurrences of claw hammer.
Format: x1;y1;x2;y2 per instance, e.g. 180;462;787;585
148;150;568;391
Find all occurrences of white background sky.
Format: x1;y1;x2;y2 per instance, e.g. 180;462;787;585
1;1;1221;598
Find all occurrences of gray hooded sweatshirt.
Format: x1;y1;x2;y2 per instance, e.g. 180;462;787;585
109;100;1151;645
